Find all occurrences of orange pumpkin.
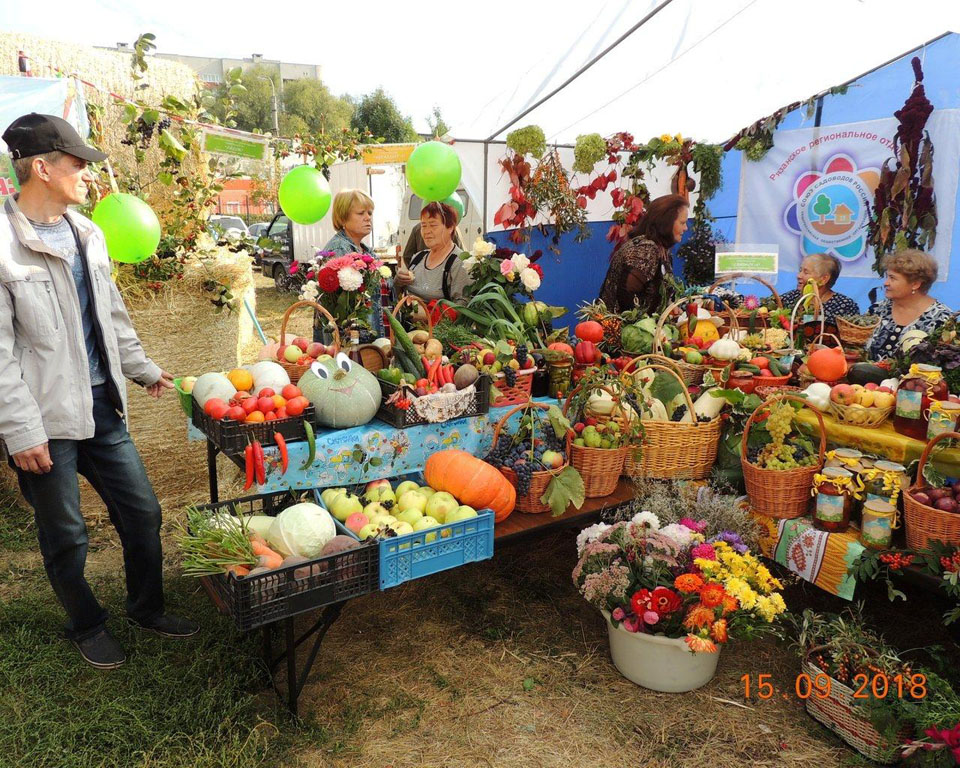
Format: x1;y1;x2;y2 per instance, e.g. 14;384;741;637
574;321;604;343
547;342;575;356
807;346;848;382
424;449;516;523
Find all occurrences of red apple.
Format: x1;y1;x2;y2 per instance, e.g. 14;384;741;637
292;337;309;352
241;397;259;415
203;397;227;416
935;497;958;513
306;342;324;358
207;400;229;420
929;488;951;501
264;411;278;421
864;382;878;391
830;384;857;406
258;388;275;398
482;352;496;366
276;345;288;362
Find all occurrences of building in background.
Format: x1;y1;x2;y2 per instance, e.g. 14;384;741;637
216;178;276;219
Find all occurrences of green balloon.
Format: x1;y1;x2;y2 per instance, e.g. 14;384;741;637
443;192;464;221
91;193;161;264
407;141;461;202
278;165;331;224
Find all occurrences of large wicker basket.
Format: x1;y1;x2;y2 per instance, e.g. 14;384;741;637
802;652;910;764
741;393;826;519
904;430;960;549
836;315;879;347
653;295;721;386
494;402;574;514
563;383;629;498
278;300;341;384
708;272;782;332
621;360;722;480
388;294;434;349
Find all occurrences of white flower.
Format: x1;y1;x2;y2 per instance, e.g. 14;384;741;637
630;510;660;531
337;266;363;291
299;280;319;301
472;237;496;257
512;253;530;271
660;523;695;548
461;255;478;272
576;522;611;556
519;267;541;292
378;265;392;279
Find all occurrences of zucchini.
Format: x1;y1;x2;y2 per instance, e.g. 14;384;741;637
393;346;419;377
737;363;762;374
848;362;888;386
767;358;785;376
387;312;426;378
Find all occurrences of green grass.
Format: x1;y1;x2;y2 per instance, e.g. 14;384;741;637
0;577;322;768
0;486;35;551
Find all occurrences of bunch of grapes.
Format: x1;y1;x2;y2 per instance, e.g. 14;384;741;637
671;404;688;422
516;344;528;369
157;117;172;132
503;365;517;388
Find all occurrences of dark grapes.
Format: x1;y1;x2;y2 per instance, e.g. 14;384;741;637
516;345;528;368
671;405;688;422
504;366;517;388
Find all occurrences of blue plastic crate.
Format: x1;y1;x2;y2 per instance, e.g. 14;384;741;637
313;482;495;590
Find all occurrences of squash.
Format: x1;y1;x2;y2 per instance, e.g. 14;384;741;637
707;338;742;361
192;372;236;407
298;353;381;428
574;321;604;343
244;361;291;395
424;449;516;523
807;347;847;381
693;388;726;420
690;318;720;344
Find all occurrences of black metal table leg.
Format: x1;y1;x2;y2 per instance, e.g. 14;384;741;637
207;439;219;503
285;617;297;715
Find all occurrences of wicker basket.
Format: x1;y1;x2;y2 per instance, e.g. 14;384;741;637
836;315;879;347
653;295;723;386
277;301;341;384
802;654;909;764
348;343;389;374
494;402;574;514
741;393;826;519
904;430;960;549
621;360;722;480
388;294;434;348
753;373;792;389
563;383;629;498
708;273;782;332
830;400;893;428
755;384;802;400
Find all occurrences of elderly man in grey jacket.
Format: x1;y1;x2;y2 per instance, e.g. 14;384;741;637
0;113;197;669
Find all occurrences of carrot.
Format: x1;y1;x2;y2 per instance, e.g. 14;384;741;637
250;539;270;556
243;444;255;490
274;432;288;475
229;564;250;578
258;552;284;570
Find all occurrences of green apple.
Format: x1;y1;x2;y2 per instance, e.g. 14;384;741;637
389;520;414;536
316;354;333;362
357;523;380;541
363;502;390;519
418;487;436;500
329;493;363;522
365;479;391;496
284;344;302;363
371;514;397;528
395;480;420;498
180;376;197;394
320;487;347;508
366;486;396;504
413;516;440;543
397;490;427;513
425;491;458;523
396;507;424;526
446;505;478;524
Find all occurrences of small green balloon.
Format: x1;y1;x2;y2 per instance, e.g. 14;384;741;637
91;193;161;264
278;165;331;224
443;192;464;221
407;141;461;202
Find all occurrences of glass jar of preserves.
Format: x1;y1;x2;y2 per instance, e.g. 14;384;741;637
812;467;860;533
860;499;898;550
727;370;755;394
894;364;949;440
825;448;863;470
861;461;907;506
926;400;960;439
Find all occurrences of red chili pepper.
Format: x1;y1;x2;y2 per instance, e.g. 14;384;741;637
243;444;255;490
274;432;288;475
253;440;265;485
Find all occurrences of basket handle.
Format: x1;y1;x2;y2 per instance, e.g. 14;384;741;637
491;401;573;454
621;354;684;378
811;332;845;355
914;430;960;488
708;273;783;308
626;361;699;426
789;289;825;341
654;294;736;355
280;301;341;350
389;293;434;343
741;393;827;465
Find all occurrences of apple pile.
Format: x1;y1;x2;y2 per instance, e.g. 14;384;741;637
204;378;310;424
830;383;896;409
320;478;479;542
572;417;625;449
277;337;336;368
910;482;960;514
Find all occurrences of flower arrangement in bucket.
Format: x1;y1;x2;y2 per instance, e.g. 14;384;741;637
293;250;391;334
572;511;787;692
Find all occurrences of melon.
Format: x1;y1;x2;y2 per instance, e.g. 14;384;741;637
298;353;381;428
192;372;235;407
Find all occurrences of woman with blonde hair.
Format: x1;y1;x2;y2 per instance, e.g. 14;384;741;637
866;248;951;359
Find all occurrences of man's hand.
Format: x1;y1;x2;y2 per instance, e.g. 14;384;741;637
14;443;52;474
146;370;175;399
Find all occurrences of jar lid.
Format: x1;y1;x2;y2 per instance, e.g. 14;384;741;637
863;499;896;515
916;364;943;373
823;467;853;479
874;460;906;473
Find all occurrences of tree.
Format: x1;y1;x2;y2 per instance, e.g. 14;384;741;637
227;64;282;134
813;194;831;223
426;106;451;138
351;88;418;143
283;79;353;134
278;113;310;137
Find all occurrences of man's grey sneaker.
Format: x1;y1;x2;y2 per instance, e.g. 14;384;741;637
133;613;200;638
72;629;126;669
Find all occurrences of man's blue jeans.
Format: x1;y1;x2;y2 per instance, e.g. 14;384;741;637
14;385;164;640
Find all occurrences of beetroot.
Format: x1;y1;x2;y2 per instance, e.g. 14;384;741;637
912;491;932;506
934;497;958;513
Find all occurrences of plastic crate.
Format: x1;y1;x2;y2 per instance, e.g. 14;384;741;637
313;484;494;590
194;491;378;631
376;374;491;428
191;398;317;457
491;369;533;407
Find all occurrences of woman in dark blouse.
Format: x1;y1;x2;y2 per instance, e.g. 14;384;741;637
779;252;860;328
599;194;688;314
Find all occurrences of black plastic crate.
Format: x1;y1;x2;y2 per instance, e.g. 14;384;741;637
194;491;378;631
376;373;490;428
191;398;317;457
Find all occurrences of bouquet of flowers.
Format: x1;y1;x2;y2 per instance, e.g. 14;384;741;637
572;511;787;652
294;250;391;332
460;237;544;298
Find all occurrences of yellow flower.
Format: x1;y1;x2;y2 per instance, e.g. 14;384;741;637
724;577;758;609
659;134;672;143
754;595;779;622
674;133;683;143
769;593;787;613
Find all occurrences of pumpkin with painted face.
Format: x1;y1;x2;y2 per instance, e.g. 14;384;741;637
298;353;381;428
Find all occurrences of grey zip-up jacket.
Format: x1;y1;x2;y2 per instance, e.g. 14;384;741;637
0;196;162;455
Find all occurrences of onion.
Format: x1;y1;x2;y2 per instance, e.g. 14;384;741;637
911;491;931;506
934;497;958;513
929;488;951;501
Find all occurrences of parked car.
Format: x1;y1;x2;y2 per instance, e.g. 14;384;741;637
248;221;270;239
208;215;249;240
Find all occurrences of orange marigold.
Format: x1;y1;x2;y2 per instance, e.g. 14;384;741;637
685;634;718;653
674;573;704;593
683;604;715;630
721;594;739;615
710;618;729;644
700;583;726;608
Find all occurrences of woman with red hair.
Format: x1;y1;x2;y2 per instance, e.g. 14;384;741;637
599;194;688;314
395;201;472;302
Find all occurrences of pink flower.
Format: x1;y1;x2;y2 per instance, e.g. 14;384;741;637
288;261;300;275
305;271;315;279
680;517;707;533
325;254;357;271
611;607;625;621
643;610;660;625
500;259;515;276
622;616;640;633
361;254;374;264
744;295;760;310
691;543;717;561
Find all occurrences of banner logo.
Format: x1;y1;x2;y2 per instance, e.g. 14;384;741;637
783;154;880;261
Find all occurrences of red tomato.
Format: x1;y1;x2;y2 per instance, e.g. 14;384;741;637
257;396;276;413
225;405;246;421
203;397;227;416
264;411;277;421
275;407;288;419
285;397;306;417
241;397;259;415
258;388;275;398
281;384;302;400
208;401;229;421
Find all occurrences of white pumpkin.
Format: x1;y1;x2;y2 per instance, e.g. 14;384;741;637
244;361;291;395
192;372;235;407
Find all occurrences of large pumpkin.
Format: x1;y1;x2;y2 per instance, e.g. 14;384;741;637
807;346;847;381
425;449;516;523
298;353;381;428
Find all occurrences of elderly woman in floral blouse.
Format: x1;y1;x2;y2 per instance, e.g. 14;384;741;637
779;253;860;328
866;249;951;360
